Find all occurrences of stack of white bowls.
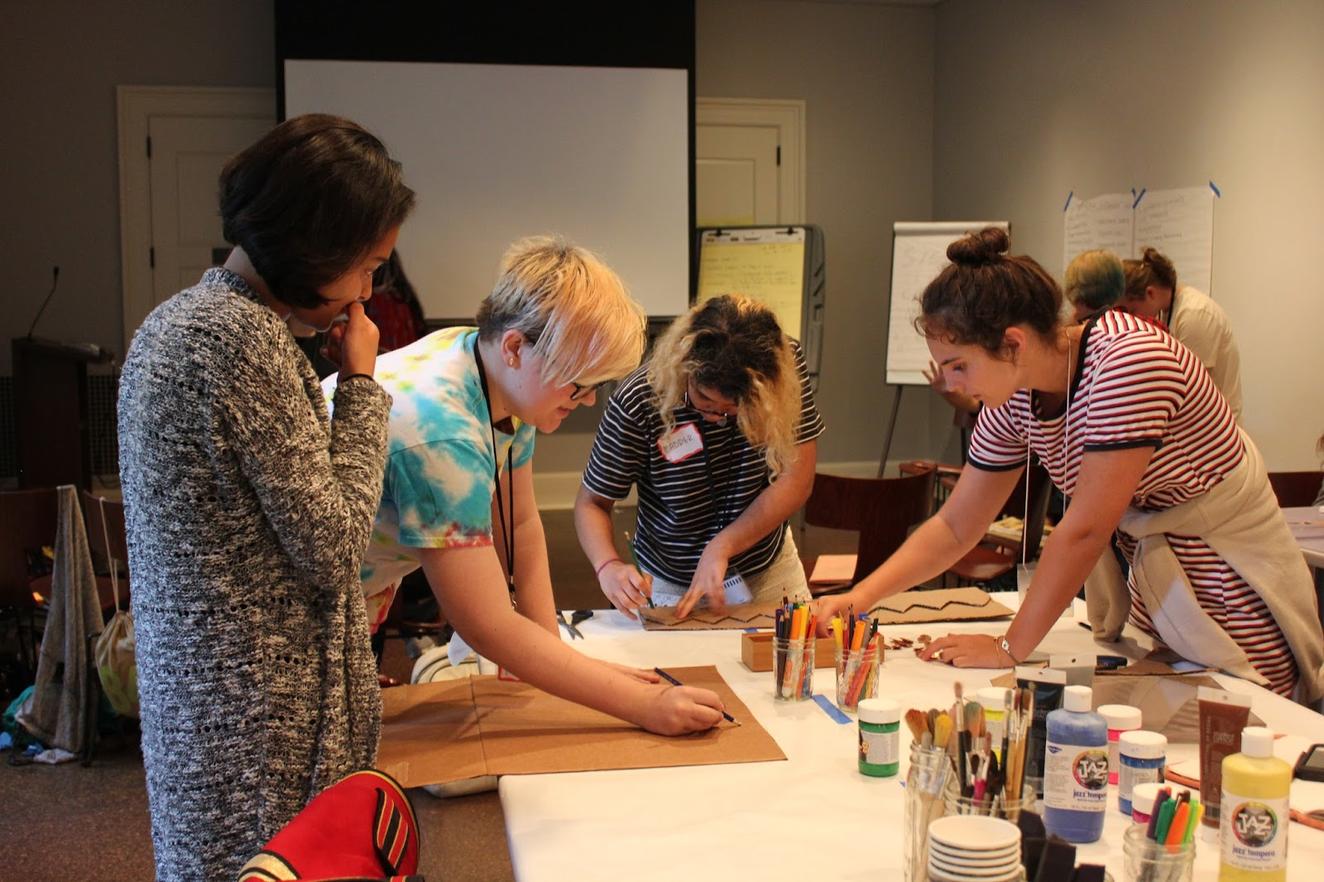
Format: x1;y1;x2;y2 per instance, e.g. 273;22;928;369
926;815;1023;882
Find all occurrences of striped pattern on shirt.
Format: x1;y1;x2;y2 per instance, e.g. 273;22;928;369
582;341;824;586
968;311;1296;695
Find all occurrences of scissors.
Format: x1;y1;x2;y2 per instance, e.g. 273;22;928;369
557;610;585;640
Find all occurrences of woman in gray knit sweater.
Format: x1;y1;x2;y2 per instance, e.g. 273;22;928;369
117;115;414;882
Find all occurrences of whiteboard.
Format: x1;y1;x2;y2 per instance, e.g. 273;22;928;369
284;60;690;318
696;228;805;339
886;221;1009;385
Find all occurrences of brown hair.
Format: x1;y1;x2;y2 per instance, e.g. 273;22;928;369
916;227;1062;356
1122;247;1178;301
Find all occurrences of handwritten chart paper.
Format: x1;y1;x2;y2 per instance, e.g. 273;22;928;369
697;228;805;337
1134;186;1215;295
1063;192;1134;273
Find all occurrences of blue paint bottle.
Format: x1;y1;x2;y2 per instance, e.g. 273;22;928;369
1043;685;1108;843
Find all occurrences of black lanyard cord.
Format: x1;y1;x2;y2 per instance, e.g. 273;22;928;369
474;344;516;596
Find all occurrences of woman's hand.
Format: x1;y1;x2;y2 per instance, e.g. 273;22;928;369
635;684;725;735
811;591;857;636
597;561;653;620
918;633;1015;669
676;543;731;619
923;358;950;394
327;302;381;377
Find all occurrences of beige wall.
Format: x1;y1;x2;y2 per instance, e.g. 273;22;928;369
933;0;1324;470
0;1;275;373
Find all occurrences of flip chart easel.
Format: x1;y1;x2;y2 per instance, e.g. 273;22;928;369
881;221;1009;474
696;225;826;381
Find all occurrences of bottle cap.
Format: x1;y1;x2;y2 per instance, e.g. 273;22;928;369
976;687;1010;712
1131;781;1163;816
1098;704;1143;730
1063;684;1093;713
858;698;899;725
1119;730;1167;759
1240;726;1274;758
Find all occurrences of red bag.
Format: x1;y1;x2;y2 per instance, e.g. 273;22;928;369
239;769;421;881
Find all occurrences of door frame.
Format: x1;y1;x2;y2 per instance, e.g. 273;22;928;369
695;97;806;224
116;86;274;353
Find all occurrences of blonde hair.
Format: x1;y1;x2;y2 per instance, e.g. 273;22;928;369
648;295;802;477
1064;249;1124;312
476;236;646;387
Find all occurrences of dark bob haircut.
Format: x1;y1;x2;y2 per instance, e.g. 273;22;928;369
219;113;415;309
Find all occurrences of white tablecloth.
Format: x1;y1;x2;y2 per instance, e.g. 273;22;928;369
1284;505;1324;568
500;595;1322;881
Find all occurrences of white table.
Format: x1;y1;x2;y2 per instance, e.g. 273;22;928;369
1284;505;1324;569
502;596;1323;881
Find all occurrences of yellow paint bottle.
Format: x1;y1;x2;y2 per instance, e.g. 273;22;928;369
1219;726;1290;881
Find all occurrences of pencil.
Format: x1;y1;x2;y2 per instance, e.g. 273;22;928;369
624;530;653;608
654;667;739;725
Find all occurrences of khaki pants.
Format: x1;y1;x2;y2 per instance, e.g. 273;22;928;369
645;527;811;607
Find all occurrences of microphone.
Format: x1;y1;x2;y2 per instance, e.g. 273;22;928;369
26;265;60;339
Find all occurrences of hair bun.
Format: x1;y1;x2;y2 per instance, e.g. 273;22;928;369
947;226;1008;266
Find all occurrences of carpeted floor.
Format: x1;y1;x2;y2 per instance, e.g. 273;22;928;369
0;508;857;881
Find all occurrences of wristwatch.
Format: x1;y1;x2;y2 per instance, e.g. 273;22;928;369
996;634;1021;665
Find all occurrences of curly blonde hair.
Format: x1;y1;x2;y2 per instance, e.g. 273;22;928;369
648;295;802;477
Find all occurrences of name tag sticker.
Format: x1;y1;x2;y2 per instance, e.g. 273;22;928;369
657;423;704;463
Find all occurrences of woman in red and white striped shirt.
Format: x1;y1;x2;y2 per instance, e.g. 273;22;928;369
815;227;1323;701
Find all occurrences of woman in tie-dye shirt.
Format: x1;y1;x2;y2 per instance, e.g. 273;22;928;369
325;237;730;735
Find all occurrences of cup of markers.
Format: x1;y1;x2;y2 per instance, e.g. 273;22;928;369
832;613;880;714
1122;786;1199;882
773;600;815;701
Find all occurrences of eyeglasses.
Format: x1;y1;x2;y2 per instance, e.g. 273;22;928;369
569;380;608;402
684;386;736;423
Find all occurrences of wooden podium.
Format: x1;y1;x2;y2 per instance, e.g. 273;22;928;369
12;337;112;489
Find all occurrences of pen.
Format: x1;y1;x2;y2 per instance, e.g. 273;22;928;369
624;529;654;608
653;667;738;725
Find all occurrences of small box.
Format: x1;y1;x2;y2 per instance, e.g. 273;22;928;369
740;631;840;672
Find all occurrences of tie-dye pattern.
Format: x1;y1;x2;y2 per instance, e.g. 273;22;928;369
324;327;535;629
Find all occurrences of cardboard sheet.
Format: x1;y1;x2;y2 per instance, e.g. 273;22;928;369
809;554;857;584
639;587;1012;631
376;665;784;788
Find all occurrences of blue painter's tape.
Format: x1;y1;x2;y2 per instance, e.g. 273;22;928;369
1132;188;1147;209
1209;180;1222;198
1063;191;1073;212
813;693;852;725
744;628;759;633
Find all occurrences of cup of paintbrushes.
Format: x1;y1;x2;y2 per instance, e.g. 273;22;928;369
833;638;880;713
904;738;953;882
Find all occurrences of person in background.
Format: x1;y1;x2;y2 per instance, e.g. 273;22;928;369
1121;247;1243;420
576;294;824;620
1064;249;1124;323
118;115;413;881
365;250;427;352
326;237;727;735
815;227;1323;704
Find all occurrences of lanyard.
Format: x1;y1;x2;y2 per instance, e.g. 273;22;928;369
474;344;516;596
695;418;736;535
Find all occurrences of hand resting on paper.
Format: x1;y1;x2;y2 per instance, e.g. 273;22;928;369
597;560;653;620
918;632;1013;669
675;541;731;619
640;683;726;735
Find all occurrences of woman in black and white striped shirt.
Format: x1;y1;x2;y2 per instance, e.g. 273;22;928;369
814;228;1322;702
576;295;824;619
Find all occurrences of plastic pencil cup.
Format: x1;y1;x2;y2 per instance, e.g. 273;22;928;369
904;742;951;882
834;641;880;713
1121;824;1194;882
772;637;814;701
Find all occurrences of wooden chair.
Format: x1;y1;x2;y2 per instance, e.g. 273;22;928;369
0;488;60;672
81;490;130;613
1267;471;1322;508
802;470;934;592
944;463;1053;585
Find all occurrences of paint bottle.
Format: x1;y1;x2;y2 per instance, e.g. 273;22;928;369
1118;730;1166;816
857;698;899;778
1130;781;1163;826
1042;684;1108;843
976;687;1010;758
1098;703;1142;785
1219;726;1289;881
